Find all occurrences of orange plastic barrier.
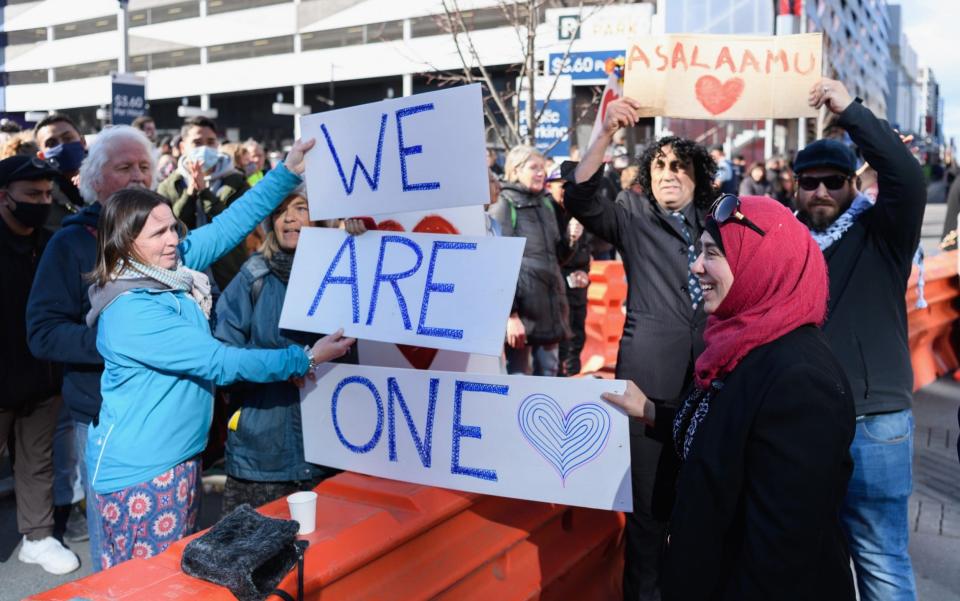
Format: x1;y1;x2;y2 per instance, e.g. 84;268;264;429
907;250;960;390
28;473;625;600
579;261;627;374
579;251;960;388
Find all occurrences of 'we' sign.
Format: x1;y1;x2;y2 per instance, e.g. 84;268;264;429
300;84;489;219
623;33;822;120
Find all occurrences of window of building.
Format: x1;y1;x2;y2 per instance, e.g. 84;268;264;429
129;1;200;27
301;26;365;51
53;59;118;81
53;15;117;40
364;21;404;43
207;35;294;63
207;0;288;15
130;47;202;71
6;28;47;45
7;69;48;85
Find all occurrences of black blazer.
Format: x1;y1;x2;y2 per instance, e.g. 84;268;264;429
652;326;856;601
563;169;707;402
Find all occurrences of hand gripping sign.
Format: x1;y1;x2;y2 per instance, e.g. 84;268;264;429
279;227;525;357
300;84;489;219
623;33;823;120
301;364;632;511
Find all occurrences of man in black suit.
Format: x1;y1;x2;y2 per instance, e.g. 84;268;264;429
563;98;717;601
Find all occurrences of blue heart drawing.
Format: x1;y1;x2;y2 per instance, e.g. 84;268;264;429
517;393;611;484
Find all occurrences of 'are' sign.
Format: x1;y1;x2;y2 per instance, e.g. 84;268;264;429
623;33;823;120
279;227;525;356
300;84;489;219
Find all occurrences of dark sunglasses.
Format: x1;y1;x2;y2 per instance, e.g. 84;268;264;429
710;194;766;237
797;174;851;191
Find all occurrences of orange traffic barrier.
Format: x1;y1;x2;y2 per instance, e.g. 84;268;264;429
29;473;625;600
579;261;627;375
907;250;960;390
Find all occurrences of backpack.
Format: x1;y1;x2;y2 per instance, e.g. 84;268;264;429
246;255;271;308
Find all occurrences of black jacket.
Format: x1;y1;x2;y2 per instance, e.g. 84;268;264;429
491;183;571;345
1;220;60;410
655;326;856;601
564;169;707;402
26;203;103;424
552;199;592;306
819;101;926;416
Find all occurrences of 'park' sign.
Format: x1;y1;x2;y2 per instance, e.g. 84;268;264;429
300;84;489;219
301;364;632;511
623;33;823;120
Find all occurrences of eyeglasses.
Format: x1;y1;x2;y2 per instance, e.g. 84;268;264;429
710;194;766;237
797;174;851;191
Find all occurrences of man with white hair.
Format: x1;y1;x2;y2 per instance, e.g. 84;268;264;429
26;125;154;572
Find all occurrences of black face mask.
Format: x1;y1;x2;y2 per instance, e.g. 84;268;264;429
10;198;51;228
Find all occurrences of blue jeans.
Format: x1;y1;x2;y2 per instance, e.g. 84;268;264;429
840;409;916;601
53;401;82;506
505;343;559;376
75;421;104;572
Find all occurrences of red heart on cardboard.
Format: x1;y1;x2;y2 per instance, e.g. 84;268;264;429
694;75;745;116
372;215;460;370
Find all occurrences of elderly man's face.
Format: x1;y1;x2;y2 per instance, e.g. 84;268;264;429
96;138;153;202
650;145;696;211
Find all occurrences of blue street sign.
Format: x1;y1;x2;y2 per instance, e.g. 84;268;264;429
111;73;146;125
518;97;572;157
547;50;623;82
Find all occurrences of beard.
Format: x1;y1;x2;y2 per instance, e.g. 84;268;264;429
799;208;836;232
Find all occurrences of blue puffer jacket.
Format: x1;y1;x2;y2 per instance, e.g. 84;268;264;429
214;253;334;482
86;164;309;495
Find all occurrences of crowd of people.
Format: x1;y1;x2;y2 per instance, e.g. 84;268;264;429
0;75;941;601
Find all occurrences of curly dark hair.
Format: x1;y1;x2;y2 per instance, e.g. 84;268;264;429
637;136;718;209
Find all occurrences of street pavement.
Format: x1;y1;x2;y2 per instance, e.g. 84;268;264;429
1;200;957;601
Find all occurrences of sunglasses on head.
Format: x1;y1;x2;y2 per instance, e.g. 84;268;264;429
710;194;766;237
797;174;852;191
9;157;52;178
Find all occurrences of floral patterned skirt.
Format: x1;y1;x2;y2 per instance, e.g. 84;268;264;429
95;458;201;570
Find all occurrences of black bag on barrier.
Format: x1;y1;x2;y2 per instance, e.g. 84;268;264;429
181;504;308;601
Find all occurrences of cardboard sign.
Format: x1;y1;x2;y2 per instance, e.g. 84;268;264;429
301;364;632;511
300;84;489;219
623;33;822;119
352;205;501;374
279;227;524;356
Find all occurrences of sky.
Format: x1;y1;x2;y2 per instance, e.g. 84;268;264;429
897;0;957;144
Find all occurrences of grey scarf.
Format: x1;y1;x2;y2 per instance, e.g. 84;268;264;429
86;258;212;327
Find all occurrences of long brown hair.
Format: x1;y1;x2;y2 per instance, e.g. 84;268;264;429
90;188;178;286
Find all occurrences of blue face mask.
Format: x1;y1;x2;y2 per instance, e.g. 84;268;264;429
189;146;220;172
44;141;86;174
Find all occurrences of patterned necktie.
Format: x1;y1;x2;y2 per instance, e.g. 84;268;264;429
672;211;702;310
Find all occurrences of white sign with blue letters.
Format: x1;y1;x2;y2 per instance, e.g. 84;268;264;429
301;364;632;511
299;84;488;219
279;227;524;356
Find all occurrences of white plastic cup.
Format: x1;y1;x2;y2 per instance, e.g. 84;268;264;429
286;491;318;535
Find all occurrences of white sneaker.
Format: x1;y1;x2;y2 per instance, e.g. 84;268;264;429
18;536;80;575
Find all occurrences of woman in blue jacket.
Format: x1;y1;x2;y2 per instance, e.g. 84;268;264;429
214;186;351;512
84;140;355;569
